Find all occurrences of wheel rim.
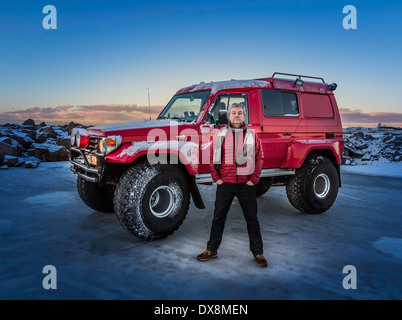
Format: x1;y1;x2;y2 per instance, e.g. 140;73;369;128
314;173;330;198
149;186;176;218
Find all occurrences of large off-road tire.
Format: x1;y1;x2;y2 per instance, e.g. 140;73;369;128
77;176;115;212
286;154;339;214
255;178;271;197
114;163;190;240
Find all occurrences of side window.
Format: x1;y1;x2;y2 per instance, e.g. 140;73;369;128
302;93;334;118
205;94;249;124
261;89;299;117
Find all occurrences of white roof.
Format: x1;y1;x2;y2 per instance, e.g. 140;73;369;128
182;79;270;94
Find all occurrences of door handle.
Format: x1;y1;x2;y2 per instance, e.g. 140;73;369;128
283;133;291;136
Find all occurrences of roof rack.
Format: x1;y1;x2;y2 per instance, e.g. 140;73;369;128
271;72;325;83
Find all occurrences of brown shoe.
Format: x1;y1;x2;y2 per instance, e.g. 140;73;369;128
254;254;268;267
197;249;218;261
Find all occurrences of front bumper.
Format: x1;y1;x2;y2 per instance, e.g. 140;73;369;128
70;147;103;183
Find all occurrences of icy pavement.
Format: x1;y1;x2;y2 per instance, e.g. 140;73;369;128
0;162;401;299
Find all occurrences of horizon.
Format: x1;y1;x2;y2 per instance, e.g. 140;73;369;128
1;1;401;127
1;110;401;130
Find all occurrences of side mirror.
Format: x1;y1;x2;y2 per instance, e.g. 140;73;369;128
218;109;228;125
214;109;228;128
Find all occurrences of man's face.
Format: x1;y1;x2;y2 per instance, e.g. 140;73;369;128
229;106;245;128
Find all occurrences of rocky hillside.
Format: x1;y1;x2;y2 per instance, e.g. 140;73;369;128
0;119;85;169
343;125;402;165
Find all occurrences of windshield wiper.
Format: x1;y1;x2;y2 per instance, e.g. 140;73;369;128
157;116;188;122
170;116;185;122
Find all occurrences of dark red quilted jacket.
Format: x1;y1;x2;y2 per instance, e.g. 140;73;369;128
210;123;264;185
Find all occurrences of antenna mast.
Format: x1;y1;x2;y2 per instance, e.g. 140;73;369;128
147;88;151;120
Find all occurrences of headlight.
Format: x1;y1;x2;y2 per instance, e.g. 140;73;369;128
70;128;77;147
77;129;91;149
70;128;90;149
98;136;122;155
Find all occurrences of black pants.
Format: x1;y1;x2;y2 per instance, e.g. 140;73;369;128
207;182;263;255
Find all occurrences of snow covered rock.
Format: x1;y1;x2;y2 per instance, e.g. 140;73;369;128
6;131;34;148
0;136;25;152
0;154;40;168
343;126;402;165
23;160;40;168
67;122;76;135
29;141;69;161
0;119;86;168
16;156;40;168
36;126;58;143
0;137;24;163
22;119;35;126
2;155;19;167
56;137;71;149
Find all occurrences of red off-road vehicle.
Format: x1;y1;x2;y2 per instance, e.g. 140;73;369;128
70;72;344;240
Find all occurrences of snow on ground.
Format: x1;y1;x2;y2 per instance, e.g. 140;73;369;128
341;160;402;178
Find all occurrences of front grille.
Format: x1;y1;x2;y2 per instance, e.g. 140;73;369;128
84;137;101;153
74;154;86;165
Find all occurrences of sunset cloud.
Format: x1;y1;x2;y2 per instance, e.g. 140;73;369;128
0;104;165;125
340;108;402;127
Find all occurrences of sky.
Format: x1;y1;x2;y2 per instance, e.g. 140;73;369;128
0;0;401;127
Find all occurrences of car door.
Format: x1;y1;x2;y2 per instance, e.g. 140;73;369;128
260;89;301;167
198;93;249;174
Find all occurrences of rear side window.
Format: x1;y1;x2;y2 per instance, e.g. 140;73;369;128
261;90;299;117
302;93;334;118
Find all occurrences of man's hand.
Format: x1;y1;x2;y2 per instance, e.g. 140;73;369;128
246;181;254;186
216;179;224;185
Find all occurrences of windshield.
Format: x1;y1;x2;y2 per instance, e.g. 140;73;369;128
157;91;211;122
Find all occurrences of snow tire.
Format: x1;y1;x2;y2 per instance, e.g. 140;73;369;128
77;176;115;212
286;154;339;214
255;178;271;197
114;163;190;240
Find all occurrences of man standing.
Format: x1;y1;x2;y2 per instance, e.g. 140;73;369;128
197;103;267;267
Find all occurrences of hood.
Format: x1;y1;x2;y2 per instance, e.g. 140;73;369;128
87;119;184;137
